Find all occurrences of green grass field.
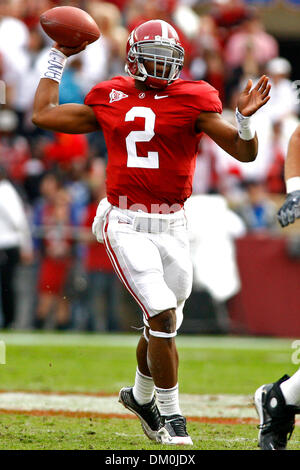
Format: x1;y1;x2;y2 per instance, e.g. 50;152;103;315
0;332;299;451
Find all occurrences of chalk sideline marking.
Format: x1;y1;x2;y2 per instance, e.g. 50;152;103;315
0;391;298;425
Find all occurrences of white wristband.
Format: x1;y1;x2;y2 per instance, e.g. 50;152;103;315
42;48;67;84
235;108;255;141
286;177;300;193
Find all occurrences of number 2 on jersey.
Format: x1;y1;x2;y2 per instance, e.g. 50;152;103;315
125;107;159;169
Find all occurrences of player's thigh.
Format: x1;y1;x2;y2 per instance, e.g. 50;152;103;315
162;229;193;303
103;210;177;320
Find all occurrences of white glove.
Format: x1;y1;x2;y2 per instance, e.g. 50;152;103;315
92;197;111;243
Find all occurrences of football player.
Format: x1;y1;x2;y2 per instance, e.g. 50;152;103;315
254;125;300;450
277;125;300;228
32;19;271;445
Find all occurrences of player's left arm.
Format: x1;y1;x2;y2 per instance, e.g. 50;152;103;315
277;125;300;227
284;125;300;181
195;75;271;163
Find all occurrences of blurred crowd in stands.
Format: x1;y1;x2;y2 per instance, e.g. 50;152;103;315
0;0;299;332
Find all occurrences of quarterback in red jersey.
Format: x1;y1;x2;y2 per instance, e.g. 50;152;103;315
84;76;222;212
32;19;271;446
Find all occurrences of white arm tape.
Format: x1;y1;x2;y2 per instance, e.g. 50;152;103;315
286;177;300;193
42;48;67;84
235;108;256;141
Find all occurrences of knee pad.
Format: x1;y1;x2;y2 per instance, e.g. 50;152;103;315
149;329;177;338
144;303;183;336
148;308;177;338
144;326;177;340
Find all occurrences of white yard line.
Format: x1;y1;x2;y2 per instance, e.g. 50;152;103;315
0;332;294;350
0;391;261;419
0;391;298;424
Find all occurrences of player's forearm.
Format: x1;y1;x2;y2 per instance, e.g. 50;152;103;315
203;121;257;162
278;126;300;226
197;112;257;162
234;108;257;162
210;129;257;162
235;133;258;162
285;126;300;180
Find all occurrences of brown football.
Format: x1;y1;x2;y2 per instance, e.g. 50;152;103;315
40;6;100;47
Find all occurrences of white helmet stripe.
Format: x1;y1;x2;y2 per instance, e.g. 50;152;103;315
160;20;169;39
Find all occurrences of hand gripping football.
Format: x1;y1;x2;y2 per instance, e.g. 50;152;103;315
40;6;100;48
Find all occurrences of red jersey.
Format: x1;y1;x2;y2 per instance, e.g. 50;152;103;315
84;76;222;213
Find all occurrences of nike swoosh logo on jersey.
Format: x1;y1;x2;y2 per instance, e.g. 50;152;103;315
154;94;168;99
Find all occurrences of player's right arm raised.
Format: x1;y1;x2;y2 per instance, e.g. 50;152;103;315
32;43;99;134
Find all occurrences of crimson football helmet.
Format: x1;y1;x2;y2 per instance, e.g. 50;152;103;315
125;19;184;89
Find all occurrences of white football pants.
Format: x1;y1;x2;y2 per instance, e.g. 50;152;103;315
101;206;193;331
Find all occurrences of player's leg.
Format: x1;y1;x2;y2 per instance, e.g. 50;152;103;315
104;208;193;444
147;308;178;387
136;223;193;444
254;371;300;450
141;310;191;445
118;328;161;442
148;228;193;445
133;329;154;407
135;307;192;445
131;212;193;444
132;307;193;446
280;368;300;407
136;329;151;377
103;209;172;440
118;328;163;442
160;218;193;334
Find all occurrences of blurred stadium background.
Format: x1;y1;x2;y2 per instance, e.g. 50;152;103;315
0;0;300;339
